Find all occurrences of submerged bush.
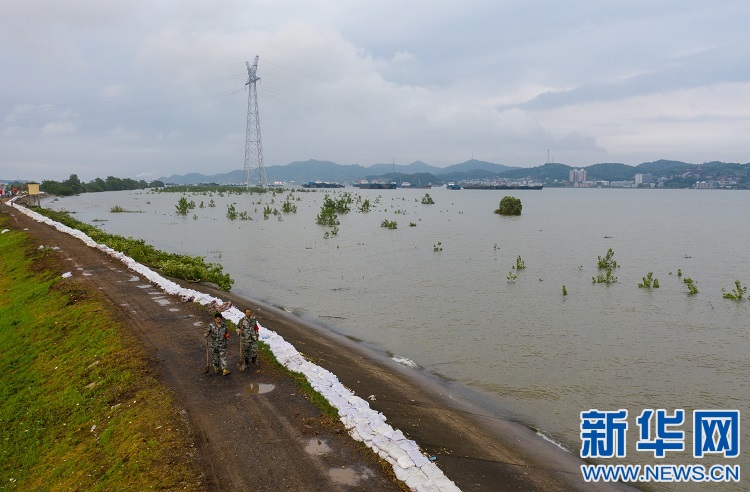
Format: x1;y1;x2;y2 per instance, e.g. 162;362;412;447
494;196;522;216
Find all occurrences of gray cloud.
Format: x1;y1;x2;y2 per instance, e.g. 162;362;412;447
2;1;749;181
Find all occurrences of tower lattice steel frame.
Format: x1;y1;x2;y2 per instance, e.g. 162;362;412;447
243;56;267;188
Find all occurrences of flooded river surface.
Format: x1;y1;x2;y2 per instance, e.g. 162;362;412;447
47;187;749;490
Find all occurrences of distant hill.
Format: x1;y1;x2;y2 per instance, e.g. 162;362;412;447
158;159;750;187
442;159;519;174
636;160;691;173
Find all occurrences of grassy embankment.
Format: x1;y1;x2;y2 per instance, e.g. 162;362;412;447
32;206;233;291
0;216;203;491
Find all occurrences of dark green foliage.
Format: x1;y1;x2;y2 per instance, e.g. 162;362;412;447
32;208;234;291
40;174;155;196
683;277;699;295
495;196;522;216
638;272;659;288
593;268;617;284
597;248;618;269
722;280;748;300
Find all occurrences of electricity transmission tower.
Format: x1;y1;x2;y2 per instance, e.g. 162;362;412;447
243;56;267;189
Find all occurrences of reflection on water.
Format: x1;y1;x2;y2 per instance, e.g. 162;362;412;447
305;438;332;456
244;383;275;394
48;188;750;491
328;466;374;486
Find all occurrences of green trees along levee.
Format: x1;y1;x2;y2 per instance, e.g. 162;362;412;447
494;196;522;216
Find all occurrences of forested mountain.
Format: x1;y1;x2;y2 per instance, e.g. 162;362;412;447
156;159;750;188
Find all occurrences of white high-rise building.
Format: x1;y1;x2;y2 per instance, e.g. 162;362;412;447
570;168;587;182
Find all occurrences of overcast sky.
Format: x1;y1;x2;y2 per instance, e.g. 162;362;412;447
2;1;749;182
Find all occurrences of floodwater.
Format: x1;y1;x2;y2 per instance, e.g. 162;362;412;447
47;187;750;491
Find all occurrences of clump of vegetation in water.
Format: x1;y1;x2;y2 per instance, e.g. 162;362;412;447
593;268;617;284
494;196;522;216
358;199;371;213
323;226;339;239
32;207;234;291
562;284;567;296
380;219;397;229
110;205;125;213
281;198;297;213
175;196;196;215
638;272;659;288
597;248;619;270
514;255;525;270
683;277;699;295
421;193;435;205
507;271;517;282
433;241;442;252
409;222;416;227
226;203;237;220
722;280;748;300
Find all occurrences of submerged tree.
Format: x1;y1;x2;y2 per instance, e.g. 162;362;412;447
494;196;522;216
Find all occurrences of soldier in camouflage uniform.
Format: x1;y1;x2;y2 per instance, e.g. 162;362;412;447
205;312;230;376
236;308;260;367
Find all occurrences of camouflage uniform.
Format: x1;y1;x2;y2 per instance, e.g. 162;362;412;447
205;318;229;372
237;314;259;365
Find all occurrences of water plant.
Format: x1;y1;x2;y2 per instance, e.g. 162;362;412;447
562;284;567;296
638;272;659;288
208;199;216;208
358;199;371;213
722;280;748;300
226;203;237;220
597;248;618;269
592;268;617;284
110;205;125;213
421;193;435;205
380;219;397;229
683;277;699;295
507;271;517;282
515;255;525;270
409;222;417;227
433;241;442;252
281;199;297;214
175;196;192;215
494;196;522;216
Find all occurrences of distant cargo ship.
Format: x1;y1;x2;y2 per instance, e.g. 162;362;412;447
447;182;462;190
462;184;543;190
398;181;432;189
353;181;397;189
301;181;345;188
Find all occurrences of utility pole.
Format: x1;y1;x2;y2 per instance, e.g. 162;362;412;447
243;56;267;189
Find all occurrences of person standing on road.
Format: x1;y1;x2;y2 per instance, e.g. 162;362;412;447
205;312;231;376
236;308;260;367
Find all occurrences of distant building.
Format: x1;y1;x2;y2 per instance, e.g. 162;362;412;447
635;173;653;185
570;168;587;182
